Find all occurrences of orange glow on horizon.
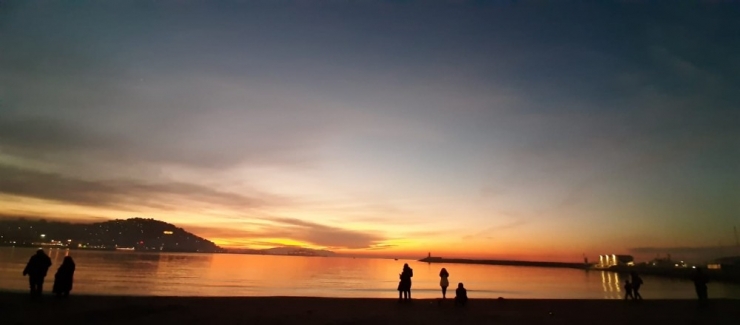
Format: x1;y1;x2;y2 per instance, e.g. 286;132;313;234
0;194;652;263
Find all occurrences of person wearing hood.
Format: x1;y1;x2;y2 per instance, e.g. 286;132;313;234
53;256;76;298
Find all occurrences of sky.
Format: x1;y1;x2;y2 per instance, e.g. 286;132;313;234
1;0;738;262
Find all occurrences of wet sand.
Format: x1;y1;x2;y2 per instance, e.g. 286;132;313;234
1;292;738;324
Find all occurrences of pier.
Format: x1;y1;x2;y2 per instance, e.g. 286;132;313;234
419;256;593;270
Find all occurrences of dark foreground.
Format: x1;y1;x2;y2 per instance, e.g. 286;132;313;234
1;292;738;325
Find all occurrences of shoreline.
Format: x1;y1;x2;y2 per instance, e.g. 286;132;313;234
1;292;737;324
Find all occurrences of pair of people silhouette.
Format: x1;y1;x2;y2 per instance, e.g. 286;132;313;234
397;264;467;306
625;269;711;302
397;263;413;300
23;249;76;299
623;272;643;300
439;267;467;306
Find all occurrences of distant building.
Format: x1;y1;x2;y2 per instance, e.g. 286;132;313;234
708;256;740;271
646;254;690;268
599;254;634;267
649;256;675;267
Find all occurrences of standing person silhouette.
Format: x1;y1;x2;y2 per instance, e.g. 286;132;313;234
398;263;413;301
22;249;52;299
397;272;403;301
691;268;709;302
439;268;450;299
52;256;76;298
624;279;634;300
631;272;643;300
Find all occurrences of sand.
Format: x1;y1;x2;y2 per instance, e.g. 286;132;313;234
1;292;737;324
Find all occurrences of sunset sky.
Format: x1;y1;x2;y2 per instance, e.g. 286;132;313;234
1;1;738;262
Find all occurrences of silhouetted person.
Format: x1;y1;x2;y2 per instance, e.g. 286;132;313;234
624;279;634;300
691;268;709;301
52;256;76;298
630;272;643;300
439;268;450;299
397;273;403;301
22;249;52;298
398;263;413;301
455;282;468;306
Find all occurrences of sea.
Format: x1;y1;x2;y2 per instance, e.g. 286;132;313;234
2;247;739;299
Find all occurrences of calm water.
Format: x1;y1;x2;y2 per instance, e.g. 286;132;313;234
2;247;739;299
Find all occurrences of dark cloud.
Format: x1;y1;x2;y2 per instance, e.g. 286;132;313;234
184;224;295;241
0;164;279;211
268;217;384;249
0;212;105;224
180;217;385;249
363;243;398;251
0;116;132;174
0;109;324;170
0;116;118;154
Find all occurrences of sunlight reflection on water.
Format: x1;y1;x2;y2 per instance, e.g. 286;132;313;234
1;247;739;299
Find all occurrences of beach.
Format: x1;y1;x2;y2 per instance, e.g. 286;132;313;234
1;292;738;324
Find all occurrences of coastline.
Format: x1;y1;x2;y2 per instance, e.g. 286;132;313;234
1;292;737;324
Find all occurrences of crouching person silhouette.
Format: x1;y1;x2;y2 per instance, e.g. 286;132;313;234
455;283;468;306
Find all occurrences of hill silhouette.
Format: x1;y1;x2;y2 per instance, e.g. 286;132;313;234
0;217;222;253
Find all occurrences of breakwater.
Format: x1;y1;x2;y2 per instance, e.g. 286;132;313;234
419;257;592;270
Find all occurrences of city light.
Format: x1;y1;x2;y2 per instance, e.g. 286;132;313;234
40;234;46;238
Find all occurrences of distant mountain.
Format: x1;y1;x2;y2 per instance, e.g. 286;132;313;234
227;246;335;257
1;217;337;256
0;217;222;253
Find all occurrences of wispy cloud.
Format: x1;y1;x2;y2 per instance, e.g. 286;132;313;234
182;217;387;249
268;217;385;249
0;109;323;170
0;164;282;211
0;212;106;224
462;218;528;240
